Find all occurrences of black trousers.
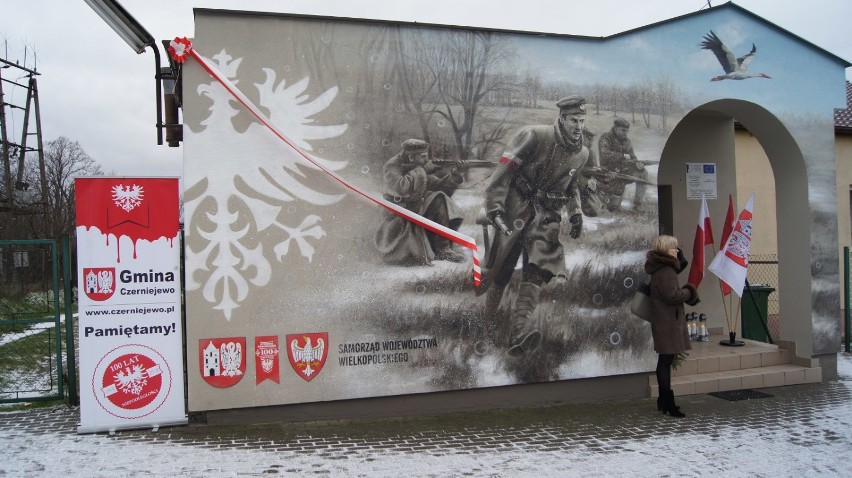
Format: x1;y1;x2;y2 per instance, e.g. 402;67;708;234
656;353;675;393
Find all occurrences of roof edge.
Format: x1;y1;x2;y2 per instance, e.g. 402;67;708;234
607;2;849;67
193;2;851;68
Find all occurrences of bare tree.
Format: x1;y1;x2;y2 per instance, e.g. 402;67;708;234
624;84;640;124
655;75;677;132
391;27;441;147
608;85;625;117
590;83;606;115
636;76;655;128
522;71;542;109
26;137;102;240
425;30;516;160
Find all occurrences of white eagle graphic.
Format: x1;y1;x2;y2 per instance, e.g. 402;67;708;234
220;341;244;377
290;336;325;378
183;50;348;320
111;184;144;212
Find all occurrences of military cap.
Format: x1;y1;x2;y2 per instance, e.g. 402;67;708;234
401;138;429;153
556;95;586;115
614;117;630;128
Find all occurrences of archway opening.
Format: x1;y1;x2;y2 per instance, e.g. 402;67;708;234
657;99;813;356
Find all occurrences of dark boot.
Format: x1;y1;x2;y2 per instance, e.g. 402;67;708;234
662;390;685;418
485;285;505;317
507;282;542;357
632;171;648;209
434;247;466;262
471;285;506;355
657;395;664;411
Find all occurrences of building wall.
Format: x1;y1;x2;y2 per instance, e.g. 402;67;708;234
735;128;778;257
736;127;850;340
182;5;847;417
836;133;852;336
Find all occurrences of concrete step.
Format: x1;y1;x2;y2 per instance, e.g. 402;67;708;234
648;334;822;397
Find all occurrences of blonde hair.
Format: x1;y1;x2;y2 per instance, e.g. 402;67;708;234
651;235;678;254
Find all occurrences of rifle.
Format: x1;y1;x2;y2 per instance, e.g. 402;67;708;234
582;166;655;186
430;159;498;169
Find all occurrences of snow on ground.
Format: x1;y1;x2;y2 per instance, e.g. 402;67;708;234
2;354;851;477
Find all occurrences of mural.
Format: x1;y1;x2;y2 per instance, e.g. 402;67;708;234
182;5;844;411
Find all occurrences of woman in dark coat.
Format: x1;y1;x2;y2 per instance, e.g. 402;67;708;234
645;235;699;417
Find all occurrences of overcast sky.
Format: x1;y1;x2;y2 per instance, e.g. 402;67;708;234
2;0;850;178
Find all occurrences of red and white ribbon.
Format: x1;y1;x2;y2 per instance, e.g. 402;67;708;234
174;38;481;286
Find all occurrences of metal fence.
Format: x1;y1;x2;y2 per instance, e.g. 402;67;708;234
844;248;852;352
0;240;73;404
747;254;780;340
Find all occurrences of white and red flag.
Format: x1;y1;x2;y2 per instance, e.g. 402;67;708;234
717;195;736;296
709;193;755;297
687;195;714;287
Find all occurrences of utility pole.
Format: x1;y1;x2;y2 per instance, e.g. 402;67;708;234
0;57;46;225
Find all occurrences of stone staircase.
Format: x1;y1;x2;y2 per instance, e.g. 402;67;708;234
648;332;822;398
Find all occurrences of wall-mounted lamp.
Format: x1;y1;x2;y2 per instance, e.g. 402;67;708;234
83;0;179;146
82;0;154;53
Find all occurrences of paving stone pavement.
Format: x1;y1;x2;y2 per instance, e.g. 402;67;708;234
3;353;852;477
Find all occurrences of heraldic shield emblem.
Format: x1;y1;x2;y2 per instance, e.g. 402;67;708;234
199;337;247;388
286;332;328;382
83;267;116;301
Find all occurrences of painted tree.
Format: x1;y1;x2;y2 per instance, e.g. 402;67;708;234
391;27;442;150
406;30;516;160
655;74;678;132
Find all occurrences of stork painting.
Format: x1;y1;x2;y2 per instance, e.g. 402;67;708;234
701;30;772;81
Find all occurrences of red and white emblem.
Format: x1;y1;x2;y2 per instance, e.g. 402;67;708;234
168;37;192;63
92;344;172;419
199;338;246;388
286;333;328;382
724;210;753;267
107;183;149;229
111;184;144;212
83;267;116;301
254;336;280;385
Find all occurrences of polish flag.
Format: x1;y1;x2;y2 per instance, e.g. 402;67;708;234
709;193;755;298
687;195;714;287
718;195;736;296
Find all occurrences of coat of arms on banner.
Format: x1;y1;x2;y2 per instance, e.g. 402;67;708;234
725;212;753;267
199;338;246;388
286;333;328;382
108;183;149;229
82;267;116;301
254;336;280;385
92;344;172;419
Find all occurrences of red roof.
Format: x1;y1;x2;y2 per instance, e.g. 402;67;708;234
836;81;852;129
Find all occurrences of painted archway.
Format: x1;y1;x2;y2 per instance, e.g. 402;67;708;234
661;99;837;358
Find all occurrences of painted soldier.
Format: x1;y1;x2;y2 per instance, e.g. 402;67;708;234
478;96;590;357
374;139;466;265
597;117;649;211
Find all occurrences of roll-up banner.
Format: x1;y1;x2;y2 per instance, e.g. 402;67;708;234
75;177;186;434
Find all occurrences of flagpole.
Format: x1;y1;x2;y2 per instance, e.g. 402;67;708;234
711;193;756;347
709;242;732;333
734;299;742;340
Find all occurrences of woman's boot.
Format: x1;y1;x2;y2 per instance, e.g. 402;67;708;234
662;390;685;418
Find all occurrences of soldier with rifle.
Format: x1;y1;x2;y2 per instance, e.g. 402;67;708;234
597;117;651;211
374;139;469;265
477;96;591;357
